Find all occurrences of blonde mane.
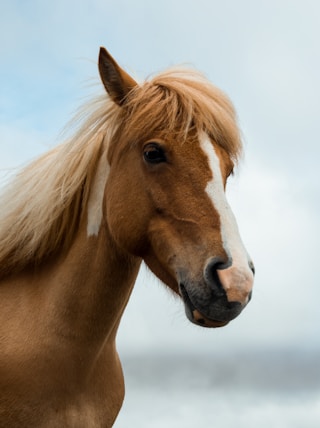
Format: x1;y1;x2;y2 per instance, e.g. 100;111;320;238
124;68;242;159
0;67;242;277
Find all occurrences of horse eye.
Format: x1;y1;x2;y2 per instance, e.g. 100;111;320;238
143;143;166;164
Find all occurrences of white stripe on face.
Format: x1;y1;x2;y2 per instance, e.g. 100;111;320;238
87;153;109;237
199;133;253;285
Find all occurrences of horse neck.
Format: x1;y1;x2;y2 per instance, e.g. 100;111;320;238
0;220;141;424
18;220;141;360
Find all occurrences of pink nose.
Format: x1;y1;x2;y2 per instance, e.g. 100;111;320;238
217;264;254;305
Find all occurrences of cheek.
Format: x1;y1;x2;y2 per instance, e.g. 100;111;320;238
142;219;182;292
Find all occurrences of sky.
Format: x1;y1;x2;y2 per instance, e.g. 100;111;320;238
0;0;319;359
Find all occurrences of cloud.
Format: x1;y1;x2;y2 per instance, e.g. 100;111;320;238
0;123;49;179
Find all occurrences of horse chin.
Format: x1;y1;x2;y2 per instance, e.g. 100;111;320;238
179;283;230;329
190;309;230;328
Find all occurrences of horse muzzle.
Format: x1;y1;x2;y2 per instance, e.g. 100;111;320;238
179;258;254;328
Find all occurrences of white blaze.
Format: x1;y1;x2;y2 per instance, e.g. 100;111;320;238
87;153;109;237
199;133;253;298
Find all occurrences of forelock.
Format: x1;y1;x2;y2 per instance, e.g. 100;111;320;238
121;67;242;161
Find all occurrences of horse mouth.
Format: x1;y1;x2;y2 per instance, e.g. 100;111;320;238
179;284;229;328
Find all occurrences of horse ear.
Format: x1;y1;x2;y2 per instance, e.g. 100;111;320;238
98;47;138;106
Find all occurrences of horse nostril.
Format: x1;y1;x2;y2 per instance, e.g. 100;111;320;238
204;256;231;295
249;260;255;276
205;256;232;276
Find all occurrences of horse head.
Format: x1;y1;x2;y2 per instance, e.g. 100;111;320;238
99;47;254;328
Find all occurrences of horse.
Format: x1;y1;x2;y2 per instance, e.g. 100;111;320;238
0;47;254;427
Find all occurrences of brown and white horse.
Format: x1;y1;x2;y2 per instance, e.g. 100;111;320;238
0;48;254;427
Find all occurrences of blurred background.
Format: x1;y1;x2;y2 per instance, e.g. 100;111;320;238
1;1;319;426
